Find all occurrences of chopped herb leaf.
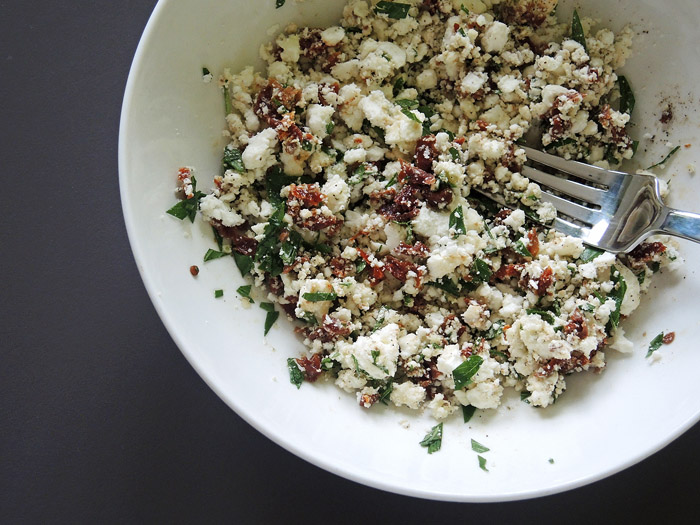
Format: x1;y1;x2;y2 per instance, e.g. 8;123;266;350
212;226;224;251
346;26;362;34
202;67;211;76
419;423;443;454
618;76;635;115
472;258;492;283
579;246;604;263
453;355;484;390
471;439;490;453
276;0;285;8
460;4;469;15
222;85;233;115
287;358;303;388
545;137;577;151
166;176;205;223
395;99;419;110
484;319;505;340
214;289;224;298
608;267;627;331
513;240;533;258
580;303;595;313
375;1;412;20
401;108;421;122
321;356;334;370
571;10;588;53
237;284;253;303
646;332;665;358
430;277;461;296
280;241;298;266
204;249;228;262
521;390;532;402
393;77;405;97
263;308;279;336
449;147;461;161
478;455;489;472
303;292;338;302
233;252;254;277
356;259;367;273
223;147;245;172
462;405;476;423
260;302;275;313
548;458;555;464
449;205;467;236
326;121;335;135
385;173;398;188
526;308;556;324
351;354;369;377
378;380;394;405
647;146;680;170
302;312;318;325
167;198;200;223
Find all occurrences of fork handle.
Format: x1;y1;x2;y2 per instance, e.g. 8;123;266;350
660;208;700;244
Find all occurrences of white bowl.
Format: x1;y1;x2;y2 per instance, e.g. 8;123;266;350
120;0;700;501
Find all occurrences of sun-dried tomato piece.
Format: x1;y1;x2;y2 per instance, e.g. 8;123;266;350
492;263;524;282
414;135;439;172
663;332;676;344
358;249;385;286
289;184;325;207
308;315;352;343
527;228;540;258
212;221;258;256
628;242;667;264
564;309;588;339
296;354;323;383
384;256;418;282
394;241;429;258
536;266;554;296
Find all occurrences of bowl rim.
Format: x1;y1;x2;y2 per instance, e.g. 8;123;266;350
118;0;700;502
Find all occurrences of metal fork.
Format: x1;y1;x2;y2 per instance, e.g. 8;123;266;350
506;146;700;253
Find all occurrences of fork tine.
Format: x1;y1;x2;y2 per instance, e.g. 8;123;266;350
523;146;622;187
552;216;592;240
539;192;604;225
522;165;607;205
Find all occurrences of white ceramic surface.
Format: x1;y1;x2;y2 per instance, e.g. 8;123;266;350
120;0;700;501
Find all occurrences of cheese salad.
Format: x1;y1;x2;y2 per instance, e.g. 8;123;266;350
170;0;681;420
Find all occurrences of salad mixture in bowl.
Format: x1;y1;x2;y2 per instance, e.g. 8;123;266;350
168;0;681;423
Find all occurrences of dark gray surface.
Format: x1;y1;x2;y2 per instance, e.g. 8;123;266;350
1;1;698;523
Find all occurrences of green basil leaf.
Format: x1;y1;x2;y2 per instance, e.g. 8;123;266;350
276;0;285;8
571;10;588;52
449;205;467;236
223;147;245;172
579;246;604;263
204;249;228;262
233;252;254;277
646;332;664;358
303;292;338;302
429;277;461;296
393;77;405;97
214;289;224;298
287;358;303;388
449;147;461;161
647;146;680;170
618;76;635;115
478;455;489;472
401;108;421;122
513;240;533;258
471;439;490;453
462;405;476;423
453;355;484;390
525;308;556;325
237;284;253;302
375;1;412;20
472;258;492;283
608;266;627;331
419;422;443;454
